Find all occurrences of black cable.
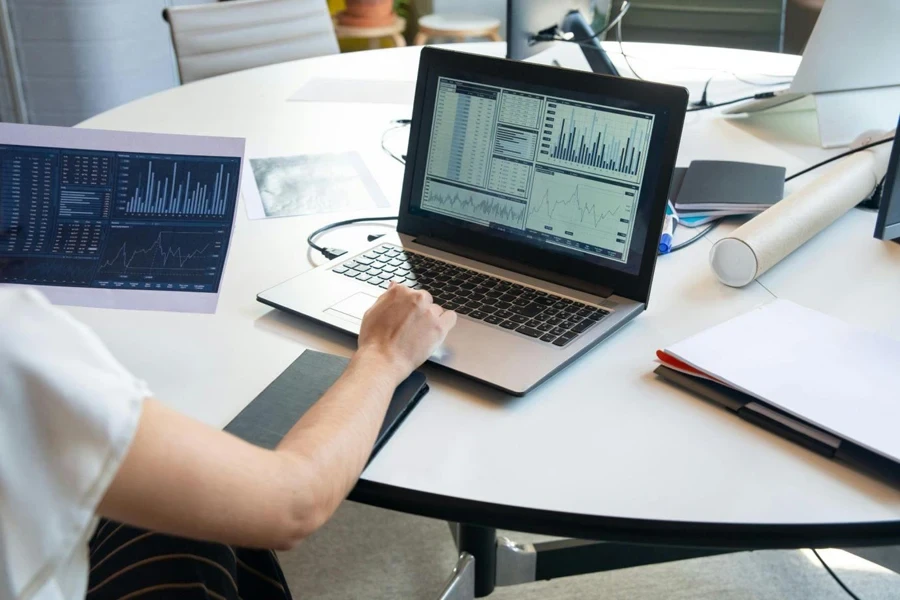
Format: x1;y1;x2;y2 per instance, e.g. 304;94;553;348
306;120;410;259
307;216;398;260
381;121;409;166
812;549;863;600
691;75;716;108
615;15;643;80
785;137;895;181
667;221;720;253
558;3;794;94
665;136;896;254
531;1;631;44
687;91;778;112
571;0;631;43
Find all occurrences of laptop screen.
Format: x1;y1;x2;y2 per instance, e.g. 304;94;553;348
874;122;900;241
404;62;676;279
419;76;652;266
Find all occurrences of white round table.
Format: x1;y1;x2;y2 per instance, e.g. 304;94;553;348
77;42;900;555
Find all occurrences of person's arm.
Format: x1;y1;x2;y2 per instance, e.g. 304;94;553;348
98;284;456;550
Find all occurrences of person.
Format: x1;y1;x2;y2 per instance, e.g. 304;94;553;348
0;282;456;600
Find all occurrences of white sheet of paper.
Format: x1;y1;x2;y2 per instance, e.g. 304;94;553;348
288;78;416;105
242;151;389;220
666;300;900;463
0;123;245;313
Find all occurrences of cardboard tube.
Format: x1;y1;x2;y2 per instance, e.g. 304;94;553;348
710;145;891;287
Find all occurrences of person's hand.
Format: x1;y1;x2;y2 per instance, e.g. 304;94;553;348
355;283;457;383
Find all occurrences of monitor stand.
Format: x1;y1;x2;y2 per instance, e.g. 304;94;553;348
560;10;619;77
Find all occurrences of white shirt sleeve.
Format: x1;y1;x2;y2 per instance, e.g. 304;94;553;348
0;288;150;600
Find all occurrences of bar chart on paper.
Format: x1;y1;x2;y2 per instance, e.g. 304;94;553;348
116;156;240;218
538;100;653;184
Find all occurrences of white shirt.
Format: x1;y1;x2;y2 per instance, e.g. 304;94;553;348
0;288;149;600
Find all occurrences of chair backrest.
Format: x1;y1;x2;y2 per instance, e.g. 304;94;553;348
163;0;339;84
614;0;787;53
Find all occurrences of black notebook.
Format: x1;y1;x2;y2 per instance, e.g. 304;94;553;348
674;160;786;212
225;350;429;462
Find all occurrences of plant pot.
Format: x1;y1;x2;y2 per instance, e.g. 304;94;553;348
336;10;396;27
344;0;393;19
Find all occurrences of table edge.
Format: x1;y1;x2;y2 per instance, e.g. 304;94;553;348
349;480;900;548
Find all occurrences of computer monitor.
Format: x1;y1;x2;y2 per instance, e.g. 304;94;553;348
874;121;900;243
399;48;687;297
506;1;619;76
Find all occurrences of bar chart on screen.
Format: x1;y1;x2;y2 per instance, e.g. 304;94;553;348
538;100;653;184
116;155;240;218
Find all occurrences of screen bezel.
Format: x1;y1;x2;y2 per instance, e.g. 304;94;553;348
874;123;900;242
398;47;688;304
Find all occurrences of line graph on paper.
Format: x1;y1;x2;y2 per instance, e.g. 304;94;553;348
422;179;527;228
97;225;226;285
526;170;635;254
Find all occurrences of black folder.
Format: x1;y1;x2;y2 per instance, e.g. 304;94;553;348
654;365;900;487
226;350;429;462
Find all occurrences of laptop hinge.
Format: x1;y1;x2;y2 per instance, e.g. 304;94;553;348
414;235;614;299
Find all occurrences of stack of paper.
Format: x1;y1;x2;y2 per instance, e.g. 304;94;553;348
658;300;900;464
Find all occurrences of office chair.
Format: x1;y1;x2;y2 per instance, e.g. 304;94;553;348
163;0;339;84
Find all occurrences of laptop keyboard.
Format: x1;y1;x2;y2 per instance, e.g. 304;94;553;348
330;244;610;347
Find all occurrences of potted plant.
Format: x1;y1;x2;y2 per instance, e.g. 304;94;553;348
337;0;395;27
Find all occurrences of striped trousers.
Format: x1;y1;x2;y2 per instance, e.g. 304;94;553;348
87;519;293;600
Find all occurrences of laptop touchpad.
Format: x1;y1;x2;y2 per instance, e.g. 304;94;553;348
326;292;379;322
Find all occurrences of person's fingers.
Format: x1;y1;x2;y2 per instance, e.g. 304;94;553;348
437;309;458;333
428;303;444;319
416;289;434;306
369;285;395;312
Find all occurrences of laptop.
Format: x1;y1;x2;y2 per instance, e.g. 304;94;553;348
723;0;900;117
258;47;687;395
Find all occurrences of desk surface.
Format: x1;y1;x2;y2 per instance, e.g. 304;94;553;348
77;42;900;547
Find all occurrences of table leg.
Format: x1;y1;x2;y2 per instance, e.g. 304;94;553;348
436;553;476;600
441;524;741;596
392;33;407;47
414;32;428;45
368;38;381;50
448;521;460;548
457;524;497;597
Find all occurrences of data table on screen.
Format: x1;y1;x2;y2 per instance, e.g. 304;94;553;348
426;78;498;188
498;90;543;130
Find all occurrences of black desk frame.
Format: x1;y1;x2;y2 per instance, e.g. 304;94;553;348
351;480;900;598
